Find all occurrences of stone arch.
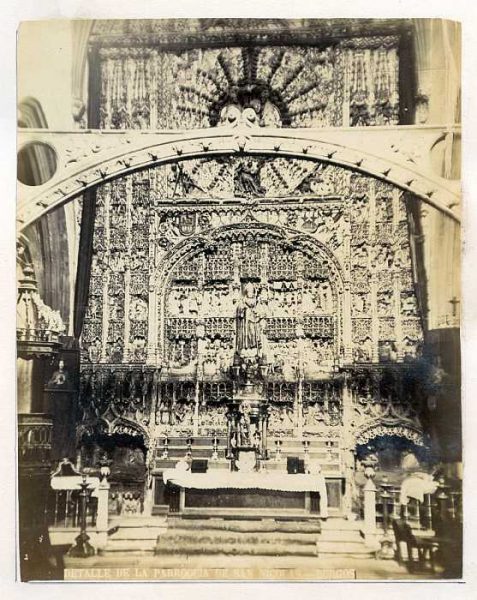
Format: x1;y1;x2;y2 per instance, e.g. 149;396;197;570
355;422;426;448
16;100;74;334
18;97;49;129
17;127;461;230
77;417;150;446
108;417;150;447
152;221;347;365
354;422;431;472
77;417;149;499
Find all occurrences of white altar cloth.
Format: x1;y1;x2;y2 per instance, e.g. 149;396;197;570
399;473;439;505
162;469;328;516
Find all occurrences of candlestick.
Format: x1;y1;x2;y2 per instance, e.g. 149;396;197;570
161;435;169;459
68;474;95;558
211;433;219;461
274;439;282;462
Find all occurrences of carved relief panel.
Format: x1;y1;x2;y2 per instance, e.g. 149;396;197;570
81;158;422;373
162;233;339;377
348;176;423;362
96;39;401;130
81;173;151;364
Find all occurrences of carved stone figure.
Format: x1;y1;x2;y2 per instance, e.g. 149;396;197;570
234;160;266;197
129;298;148;321
318;282;332;312
88;338;102;363
353;244;368;268
87;297;101;320
379;341;397;362
401;294;417;316
377;292;393;315
375;245;393;270
187;292;201;316
131;336;146;361
355;337;373;362
402;337;418;359
235;282;261;356
261;101;282;127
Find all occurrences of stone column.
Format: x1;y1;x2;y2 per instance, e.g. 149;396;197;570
193;379;200;437
342;282;353;364
194;323;206;437
95;478;110;550
363;477;377;533
142;474;155;517
123;176;133;362
101;184;111;363
342;49;351;126
146;209;159;365
340;378;355;519
370;274;380;363
295;379;303;438
294;322;305;437
363;476;381;549
226;409;233;460
123;270;131;361
178;487;186;512
394;272;404;361
260;404;270;459
368;181;379;363
101;283;110;363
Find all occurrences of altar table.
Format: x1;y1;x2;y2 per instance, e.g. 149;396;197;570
162;469;329;517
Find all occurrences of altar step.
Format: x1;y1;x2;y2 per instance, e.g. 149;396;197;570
154;516;376;559
101;516;168;556
155;541;317;557
319;518;379;557
166;515;322;533
101;515;376;559
155;516;320;557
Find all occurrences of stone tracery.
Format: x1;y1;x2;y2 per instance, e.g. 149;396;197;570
75;150;426;478
67;23;436;512
95;39;400;131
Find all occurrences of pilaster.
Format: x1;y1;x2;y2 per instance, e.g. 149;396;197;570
123;176;133;362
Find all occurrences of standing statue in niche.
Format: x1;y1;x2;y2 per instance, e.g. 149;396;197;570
235;282;261;356
318;282;333;312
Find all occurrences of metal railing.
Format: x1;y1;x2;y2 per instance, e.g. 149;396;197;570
46;489;98;528
374;477;463;532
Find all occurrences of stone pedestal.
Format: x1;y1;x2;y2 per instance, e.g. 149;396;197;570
363;476;380;549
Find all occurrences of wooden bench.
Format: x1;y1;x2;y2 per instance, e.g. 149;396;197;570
392;518;442;572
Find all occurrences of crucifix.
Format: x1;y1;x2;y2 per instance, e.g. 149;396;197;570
449;296;460;317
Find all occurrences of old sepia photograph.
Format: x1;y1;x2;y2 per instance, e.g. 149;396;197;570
16;17;462;582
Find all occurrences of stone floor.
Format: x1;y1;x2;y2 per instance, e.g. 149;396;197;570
63;553;446;581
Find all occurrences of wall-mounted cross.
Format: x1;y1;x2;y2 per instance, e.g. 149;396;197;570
449;296;460;317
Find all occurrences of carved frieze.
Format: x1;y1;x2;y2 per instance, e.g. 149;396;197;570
402;318;423;340
302;381;343;429
149;157;348;201
81;157;422;377
346;41;400;127
79;366;155;427
96;38;401;131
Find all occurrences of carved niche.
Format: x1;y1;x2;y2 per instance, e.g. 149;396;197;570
160;228;340;377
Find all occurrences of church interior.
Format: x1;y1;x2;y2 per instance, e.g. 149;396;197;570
16;18;462;580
